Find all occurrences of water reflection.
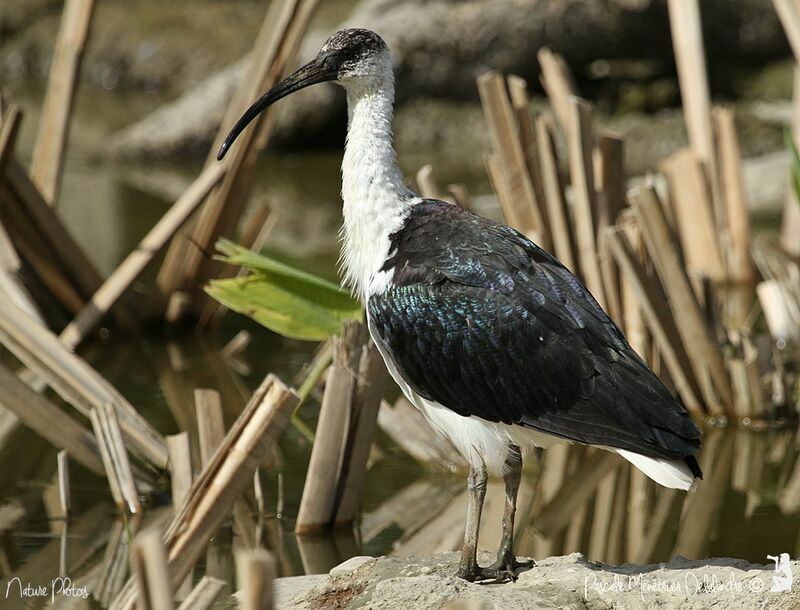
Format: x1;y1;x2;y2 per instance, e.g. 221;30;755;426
1;329;799;605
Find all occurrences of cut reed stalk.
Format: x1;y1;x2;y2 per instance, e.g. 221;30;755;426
195;389;226;466
661;149;725;282
537;48;576;131
57;450;71;521
0;362;105;474
377;397;465;468
156;0;320;317
507;74;549;240
132;527;175;610
781;65;800;257
0;102;21;176
59;163;225;349
176;576;225;610
295;322;364;533
236;549;275;610
29;0;95;206
6;159;103;299
446;183;472;210
220;330;251;359
0;297;168;468
198;202;277;327
335;341;388;525
415;164;442;199
605;227;704;416
713;107;755;283
477;71;545;242
535;115;576;272
666;0;718;191
91;402;141;515
629;186;733;415
566;97;607;308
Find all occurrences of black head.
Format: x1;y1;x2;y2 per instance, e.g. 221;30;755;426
217;28;389;160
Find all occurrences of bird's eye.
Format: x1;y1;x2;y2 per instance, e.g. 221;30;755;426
323;55;339;71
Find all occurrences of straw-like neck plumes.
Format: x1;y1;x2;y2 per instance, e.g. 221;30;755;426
339;62;416;302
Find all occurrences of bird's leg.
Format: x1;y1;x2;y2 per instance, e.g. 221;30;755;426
488;444;534;579
456;457;487;581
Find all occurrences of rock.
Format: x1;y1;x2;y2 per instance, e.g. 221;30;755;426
270;551;800;609
101;0;791;161
329;555;375;578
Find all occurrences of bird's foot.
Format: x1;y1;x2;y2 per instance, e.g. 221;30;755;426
456;555;534;583
487;552;534;581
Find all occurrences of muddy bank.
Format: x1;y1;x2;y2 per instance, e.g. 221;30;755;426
265;552;799;609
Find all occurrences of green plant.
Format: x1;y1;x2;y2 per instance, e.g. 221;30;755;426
785;129;800;201
206;239;362;341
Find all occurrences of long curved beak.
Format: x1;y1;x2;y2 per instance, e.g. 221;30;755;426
217;58;338;161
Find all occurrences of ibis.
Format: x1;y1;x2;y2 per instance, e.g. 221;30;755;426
218;28;702;583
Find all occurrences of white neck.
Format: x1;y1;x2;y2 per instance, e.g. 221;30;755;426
339;72;416;302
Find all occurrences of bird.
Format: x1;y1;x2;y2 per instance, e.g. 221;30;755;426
218;28;702;583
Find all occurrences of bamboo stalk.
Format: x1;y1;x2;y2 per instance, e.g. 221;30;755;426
629;185;733;415
477;71;544;241
29;0;95;206
296;322;364;533
236;549;275;610
132;528;175;610
661;149;726;281
537;48;576;131
0;297;168;468
59;163;225;349
567;97;607;307
335;341;387;525
0;362;105;475
91;402;141;514
714;107;755;282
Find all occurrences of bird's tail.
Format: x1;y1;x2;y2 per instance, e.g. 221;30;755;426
614;448;698;490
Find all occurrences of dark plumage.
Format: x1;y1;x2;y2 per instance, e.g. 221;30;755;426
368;199;702;477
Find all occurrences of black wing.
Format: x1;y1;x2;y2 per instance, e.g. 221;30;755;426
368;200;701;464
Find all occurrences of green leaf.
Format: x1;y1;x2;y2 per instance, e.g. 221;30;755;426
206;239;362;341
785;129;800;202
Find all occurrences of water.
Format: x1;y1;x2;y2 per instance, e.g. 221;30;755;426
2;68;800;608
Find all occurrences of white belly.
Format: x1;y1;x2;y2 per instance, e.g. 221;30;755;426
367;316;562;476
